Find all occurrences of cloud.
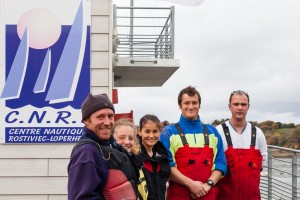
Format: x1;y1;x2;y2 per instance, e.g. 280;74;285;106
113;0;300;125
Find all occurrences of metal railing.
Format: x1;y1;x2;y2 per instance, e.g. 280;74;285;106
260;145;300;200
113;5;175;59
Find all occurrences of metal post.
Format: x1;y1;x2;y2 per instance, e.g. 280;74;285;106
113;4;117;29
292;152;297;199
267;148;272;200
170;6;175;59
130;0;134;57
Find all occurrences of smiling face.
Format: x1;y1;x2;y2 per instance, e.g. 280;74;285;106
113;125;135;152
229;93;250;122
139;121;161;151
180;93;200;120
83;108;114;140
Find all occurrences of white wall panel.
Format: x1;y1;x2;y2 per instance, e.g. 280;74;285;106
0;177;67;194
49;195;68;200
91;87;110;95
91;68;109;86
0;159;47;176
0;144;74;158
91;0;110;15
47;195;68;200
91;52;109;68
49;159;69;176
92;16;109;33
0;195;68;200
0;195;48;200
91;34;109;51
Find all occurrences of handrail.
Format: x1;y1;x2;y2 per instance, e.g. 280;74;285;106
268;145;300;153
113;5;175;59
260;145;300;200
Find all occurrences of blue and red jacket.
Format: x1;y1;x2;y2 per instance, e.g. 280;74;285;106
160;115;227;200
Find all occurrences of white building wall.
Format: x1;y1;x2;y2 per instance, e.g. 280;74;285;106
0;0;113;199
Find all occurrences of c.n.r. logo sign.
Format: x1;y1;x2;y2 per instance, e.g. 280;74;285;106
0;0;90;143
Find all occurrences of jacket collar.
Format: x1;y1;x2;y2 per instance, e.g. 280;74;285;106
82;126;117;148
179;114;202;125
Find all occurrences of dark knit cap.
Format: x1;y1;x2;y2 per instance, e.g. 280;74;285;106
81;93;115;121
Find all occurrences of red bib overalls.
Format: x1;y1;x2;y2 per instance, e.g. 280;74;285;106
217;123;262;200
167;124;217;200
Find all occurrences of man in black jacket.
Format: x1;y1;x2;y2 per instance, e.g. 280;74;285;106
68;93;138;200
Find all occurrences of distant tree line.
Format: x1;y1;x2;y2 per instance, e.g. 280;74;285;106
212;119;300;149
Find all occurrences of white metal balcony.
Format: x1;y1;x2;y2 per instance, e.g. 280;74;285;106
113;5;180;87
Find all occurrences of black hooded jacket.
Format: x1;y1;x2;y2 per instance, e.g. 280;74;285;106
139;137;171;200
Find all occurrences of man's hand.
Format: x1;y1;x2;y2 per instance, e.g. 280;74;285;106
202;183;212;193
189;181;211;198
188;180;203;195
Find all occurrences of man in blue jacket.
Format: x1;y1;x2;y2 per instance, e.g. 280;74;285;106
68;93;138;200
160;86;227;200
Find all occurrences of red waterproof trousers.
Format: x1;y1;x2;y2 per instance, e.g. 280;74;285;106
216;145;262;200
167;144;217;200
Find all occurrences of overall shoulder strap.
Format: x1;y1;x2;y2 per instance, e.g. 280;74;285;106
221;122;233;146
175;123;209;145
202;124;209;145
250;123;257;146
70;138;98;157
71;138;118;163
174;123;188;145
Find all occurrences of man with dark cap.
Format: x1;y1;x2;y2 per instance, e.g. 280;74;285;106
68;93;138;200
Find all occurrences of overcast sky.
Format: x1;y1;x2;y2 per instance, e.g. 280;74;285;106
113;0;300;125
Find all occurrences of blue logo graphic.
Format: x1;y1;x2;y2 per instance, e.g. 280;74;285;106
1;0;90;109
